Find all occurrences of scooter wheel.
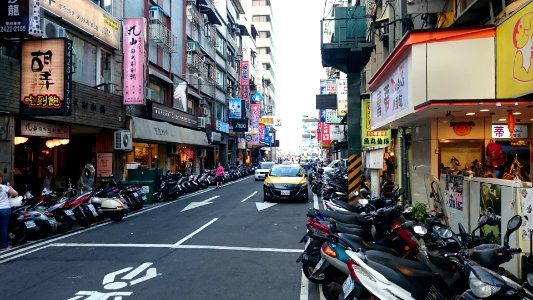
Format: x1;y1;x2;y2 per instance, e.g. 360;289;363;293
8;223;27;246
110;211;125;222
302;261;328;284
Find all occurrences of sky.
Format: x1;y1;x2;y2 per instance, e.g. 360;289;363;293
271;0;326;154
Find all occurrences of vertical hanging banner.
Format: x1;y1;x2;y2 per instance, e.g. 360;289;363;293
20;38;73;116
362;99;391;147
123;18;145;105
259;123;265;141
264;126;271;145
251;103;260;133
337;78;348;116
240;61;250;101
321;122;331;147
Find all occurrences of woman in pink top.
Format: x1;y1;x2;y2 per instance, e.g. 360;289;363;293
216;163;225;188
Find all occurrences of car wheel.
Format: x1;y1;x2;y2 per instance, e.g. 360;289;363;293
263;191;269;202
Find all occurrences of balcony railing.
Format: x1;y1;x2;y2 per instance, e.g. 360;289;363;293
321;6;371;47
149;20;178;53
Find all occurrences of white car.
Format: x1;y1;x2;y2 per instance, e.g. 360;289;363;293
322;159;347;173
254;161;275;180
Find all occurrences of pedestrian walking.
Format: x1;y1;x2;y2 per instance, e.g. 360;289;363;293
216;162;225;189
0;172;18;251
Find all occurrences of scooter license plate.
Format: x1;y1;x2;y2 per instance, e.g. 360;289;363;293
133;192;138;197
342;277;355;299
24;220;36;229
87;204;99;217
142;195;147;200
64;209;74;216
47;218;57;225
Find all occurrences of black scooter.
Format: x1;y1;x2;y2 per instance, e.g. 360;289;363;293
153;171;180;202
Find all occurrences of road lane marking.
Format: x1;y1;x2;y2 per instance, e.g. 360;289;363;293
46;243;302;253
241;191;258;202
256;202;277;211
313;194;319;209
181;196;220;212
300;270;309;300
173;218;218;246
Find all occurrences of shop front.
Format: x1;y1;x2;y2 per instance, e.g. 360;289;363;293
128;116;210;175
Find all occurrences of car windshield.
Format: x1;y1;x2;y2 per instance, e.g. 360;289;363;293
260;162;275;169
270;166;301;177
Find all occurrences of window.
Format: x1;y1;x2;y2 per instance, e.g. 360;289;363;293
72;35;97;87
99;49;112;91
148;82;167;104
91;0;112;14
187;98;194;114
216;34;224;53
216;102;225;120
216;68;224;87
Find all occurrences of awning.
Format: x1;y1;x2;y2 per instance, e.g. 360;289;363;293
149;68;173;85
131;116;210;146
237;22;250;36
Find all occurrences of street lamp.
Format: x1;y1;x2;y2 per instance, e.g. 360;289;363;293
316;126;321;158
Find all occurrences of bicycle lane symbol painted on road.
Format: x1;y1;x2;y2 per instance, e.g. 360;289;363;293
68;262;159;300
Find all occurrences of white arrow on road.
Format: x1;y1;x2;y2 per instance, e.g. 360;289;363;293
256;202;277;211
181;196;220;212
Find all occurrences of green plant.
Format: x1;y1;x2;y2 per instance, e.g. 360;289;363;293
412;202;429;222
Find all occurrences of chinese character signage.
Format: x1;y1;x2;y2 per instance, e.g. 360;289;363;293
251;104;260;133
0;0;38;36
20;38;72;116
320;79;337;94
21;120;69;138
362;99;391;147
232;118;248;132
337;79;348;116
228;98;242;119
123;18;145;105
319;122;330;147
259;123;265;141
492;124;528;139
42;0;120;49
496;1;533;98
371;59;409;128
240;61;250;101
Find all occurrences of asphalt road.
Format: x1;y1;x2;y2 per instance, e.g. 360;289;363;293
0;175;325;300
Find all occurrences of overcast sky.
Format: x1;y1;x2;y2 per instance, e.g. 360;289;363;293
272;0;326;154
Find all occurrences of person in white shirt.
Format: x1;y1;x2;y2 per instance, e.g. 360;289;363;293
0;172;18;251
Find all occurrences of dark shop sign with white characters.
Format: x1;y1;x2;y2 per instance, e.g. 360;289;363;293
0;0;31;36
150;102;198;128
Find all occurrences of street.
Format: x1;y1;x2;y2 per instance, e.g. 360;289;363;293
0;175;324;300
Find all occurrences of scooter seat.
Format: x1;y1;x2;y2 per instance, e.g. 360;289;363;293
330;199;361;213
333;222;371;240
364;250;448;299
324;210;372;225
338;233;398;256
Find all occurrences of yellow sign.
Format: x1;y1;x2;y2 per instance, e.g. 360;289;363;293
42;0;121;49
362;99;391;147
259;117;274;125
496;1;533;98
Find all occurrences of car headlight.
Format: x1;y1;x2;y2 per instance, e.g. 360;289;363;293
264;182;274;187
469;271;501;298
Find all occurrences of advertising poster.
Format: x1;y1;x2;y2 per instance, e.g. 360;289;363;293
480;182;502;244
361;99;391;147
520;188;533;240
445;175;464;211
228;98;242;119
337;78;348;116
96;153;113;177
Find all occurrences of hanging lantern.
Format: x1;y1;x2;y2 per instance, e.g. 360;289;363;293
45;140;55;148
14;137;28;145
507;111;516;140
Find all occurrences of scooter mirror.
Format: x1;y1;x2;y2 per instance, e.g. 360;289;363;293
504;215;522;247
458;222;469;247
527;273;533;286
413;225;427;236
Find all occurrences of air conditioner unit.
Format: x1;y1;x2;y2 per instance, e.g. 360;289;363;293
197;117;206;128
186;41;197;52
200;98;207;107
42;19;66;39
201;107;209;116
114;130;132;151
149;6;164;23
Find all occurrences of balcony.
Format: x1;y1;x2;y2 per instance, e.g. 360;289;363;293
320;6;373;73
149;20;178;53
452;0;503;27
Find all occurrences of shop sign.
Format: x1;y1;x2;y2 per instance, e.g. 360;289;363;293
20;38;73;116
245;133;252;142
266;104;273;115
211;132;221;142
320;122;330;147
250;133;259;145
21;120;69;138
325;109;342;124
150;102;198;128
228;98;242;119
96;153;113;177
238;138;246;149
216;120;229;133
239;61;250;101
337;79;348;116
0;0;38;37
232;118;248;132
263;127;271;145
251;104;260;133
319;79;337;95
496;1;533;98
370;59;409;127
42;0;121;49
259;117;274;125
259;123;265;141
492;124;528;139
123;18;145;105
251;92;263;104
362;99;391;147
